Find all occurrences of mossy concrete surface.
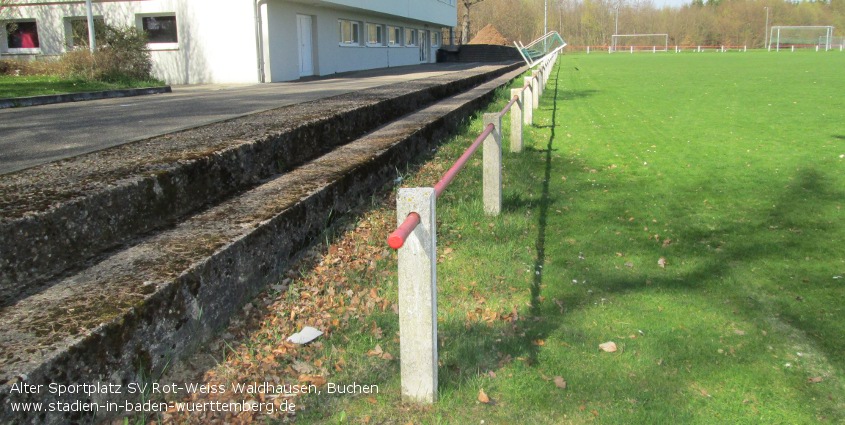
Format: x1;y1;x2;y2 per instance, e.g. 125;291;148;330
0;65;527;424
0;63;521;308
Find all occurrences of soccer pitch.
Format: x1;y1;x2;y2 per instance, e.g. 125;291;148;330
526;51;845;422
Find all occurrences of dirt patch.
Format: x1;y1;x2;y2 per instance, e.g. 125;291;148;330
470;24;510;46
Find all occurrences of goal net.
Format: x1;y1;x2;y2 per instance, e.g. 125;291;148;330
611;34;669;52
769;26;835;51
820;35;845;50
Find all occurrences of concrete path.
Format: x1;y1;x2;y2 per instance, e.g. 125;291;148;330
0;62;493;175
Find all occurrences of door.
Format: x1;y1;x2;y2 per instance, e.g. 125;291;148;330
297;14;314;77
419;30;429;63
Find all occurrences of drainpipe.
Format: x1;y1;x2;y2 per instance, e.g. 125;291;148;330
253;0;266;83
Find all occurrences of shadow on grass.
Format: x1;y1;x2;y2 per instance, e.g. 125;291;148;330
437;73;845;414
559;89;599;101
438;65;565;384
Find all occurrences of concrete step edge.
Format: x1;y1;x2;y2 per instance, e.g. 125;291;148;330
0;63;521;305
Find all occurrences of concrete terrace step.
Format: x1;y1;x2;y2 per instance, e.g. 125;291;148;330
0;62;520;307
0;65;527;424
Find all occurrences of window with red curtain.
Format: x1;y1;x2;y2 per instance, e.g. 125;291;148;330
7;22;40;49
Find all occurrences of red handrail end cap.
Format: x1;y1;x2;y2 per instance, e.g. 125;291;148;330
387;235;405;250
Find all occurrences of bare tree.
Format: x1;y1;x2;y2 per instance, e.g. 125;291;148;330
460;0;489;44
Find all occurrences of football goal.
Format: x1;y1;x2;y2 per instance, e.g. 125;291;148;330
611;34;669;53
768;26;835;51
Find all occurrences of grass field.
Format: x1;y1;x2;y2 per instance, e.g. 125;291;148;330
166;52;845;424
0;75;163;99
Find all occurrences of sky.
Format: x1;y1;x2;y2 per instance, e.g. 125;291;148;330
647;0;691;8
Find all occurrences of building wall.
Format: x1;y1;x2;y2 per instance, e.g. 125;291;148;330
1;0;456;84
264;1;449;82
1;0;260;85
314;0;456;27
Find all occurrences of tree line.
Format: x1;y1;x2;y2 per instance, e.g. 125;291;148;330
460;0;845;48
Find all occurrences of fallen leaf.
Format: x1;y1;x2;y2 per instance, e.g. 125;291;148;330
554;376;567;389
808;377;824;383
478;388;491;404
658;257;667;268
599;341;618;353
662;238;673;248
367;344;384;357
299;375;327;386
292;361;315;374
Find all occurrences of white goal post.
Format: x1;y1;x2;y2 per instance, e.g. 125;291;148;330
769;26;835;51
611;34;669;53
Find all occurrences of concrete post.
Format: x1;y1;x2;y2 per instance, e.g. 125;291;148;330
483;113;502;216
544;60;551;83
538;69;545;96
522;80;533;126
396;188;438;404
535;70;543;98
509;89;523;153
531;75;539;110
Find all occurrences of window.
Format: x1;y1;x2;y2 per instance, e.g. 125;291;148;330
141;15;178;44
6;21;40;51
431;31;441;47
339;19;360;46
67;17;106;49
387;26;401;47
405;28;417;46
366;23;383;46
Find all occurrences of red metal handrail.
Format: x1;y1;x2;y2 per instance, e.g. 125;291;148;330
387;212;421;250
500;95;520;115
434;123;494;197
388;123;495;249
386;68;548;250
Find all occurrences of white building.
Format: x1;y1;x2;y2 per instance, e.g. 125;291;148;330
1;0;456;84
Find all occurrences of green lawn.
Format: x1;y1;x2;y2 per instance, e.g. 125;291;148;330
182;52;843;425
296;52;845;424
0;75;163;99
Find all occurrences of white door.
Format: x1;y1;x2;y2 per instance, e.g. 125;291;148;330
297;15;314;77
419;30;429;62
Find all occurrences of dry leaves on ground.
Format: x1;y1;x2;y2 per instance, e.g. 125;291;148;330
599;341;618;353
478;388;491;404
554;376;567;389
156;201;399;424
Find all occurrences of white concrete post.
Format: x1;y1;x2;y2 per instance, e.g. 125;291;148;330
509;89;523;153
483;113;502;216
534;70;543;99
531;75;539;110
522;79;533;126
396;188;438;404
